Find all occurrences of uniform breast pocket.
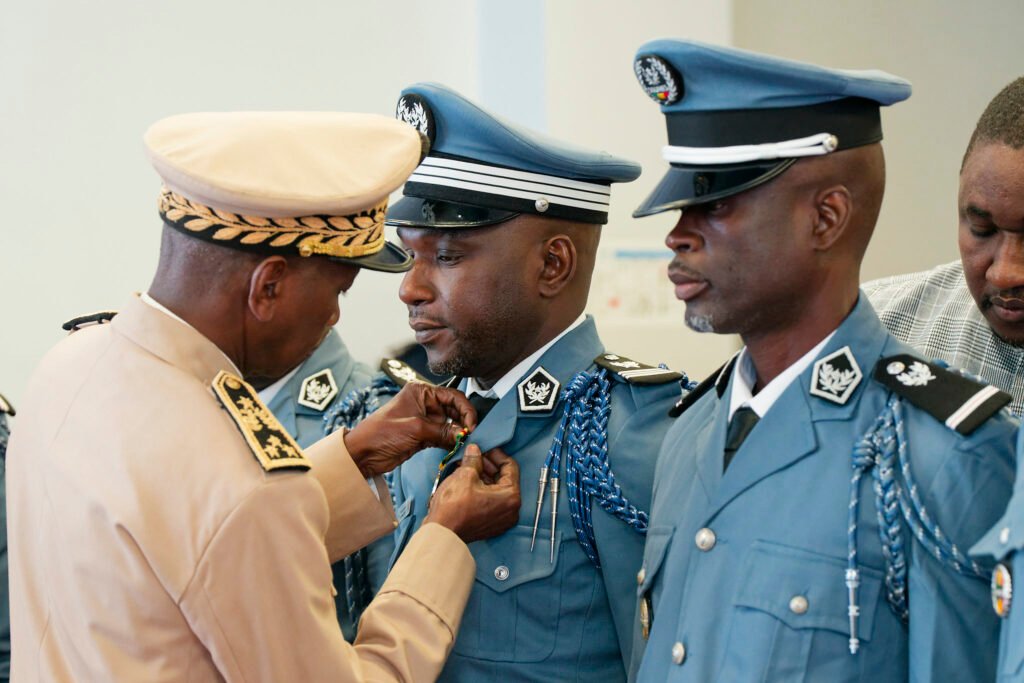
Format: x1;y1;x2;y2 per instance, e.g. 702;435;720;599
452;525;565;663
719;540;883;682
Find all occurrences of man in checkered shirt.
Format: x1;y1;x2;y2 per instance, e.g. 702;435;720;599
864;76;1024;416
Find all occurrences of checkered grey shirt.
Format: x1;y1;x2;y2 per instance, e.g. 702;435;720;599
864;260;1024;416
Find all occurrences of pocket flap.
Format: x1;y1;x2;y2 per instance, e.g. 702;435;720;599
638;525;674;594
470;525;563;594
734;540;883;640
972;502;1024;562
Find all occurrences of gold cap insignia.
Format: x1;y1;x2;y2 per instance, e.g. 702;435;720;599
212;371;310;472
298;369;339;411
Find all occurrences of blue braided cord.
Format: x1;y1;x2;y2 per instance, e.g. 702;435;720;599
549;368;652;568
847;394;987;650
890;398;985;577
671;367;699;393
320;373;401;630
323;374;401;435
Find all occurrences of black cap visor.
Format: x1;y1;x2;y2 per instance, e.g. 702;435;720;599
385;196;520;229
330;239;412;273
632;159;797;218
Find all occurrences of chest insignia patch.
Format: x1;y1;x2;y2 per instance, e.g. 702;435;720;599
993;562;1013;619
212;371;311;472
809;345;862;405
297;368;339;411
517;366;560;413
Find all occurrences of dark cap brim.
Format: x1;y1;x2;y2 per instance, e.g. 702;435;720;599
329;240;412;273
385;196;519;229
632;159;797;218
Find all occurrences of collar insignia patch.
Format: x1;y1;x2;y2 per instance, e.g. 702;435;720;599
396;93;436;144
810;346;862;405
297;368;338;411
212;371;310;472
517;366;560;413
634;54;683;106
993;562;1013;619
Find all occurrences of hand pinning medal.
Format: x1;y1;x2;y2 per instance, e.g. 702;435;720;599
431;426;471;497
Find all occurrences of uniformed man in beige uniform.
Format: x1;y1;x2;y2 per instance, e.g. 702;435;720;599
6;111;521;682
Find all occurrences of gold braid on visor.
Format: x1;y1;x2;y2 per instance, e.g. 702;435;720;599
157;187;387;258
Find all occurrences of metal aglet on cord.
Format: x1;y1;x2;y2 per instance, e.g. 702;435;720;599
845;568;861;654
529;466;549;551
549;477;559;563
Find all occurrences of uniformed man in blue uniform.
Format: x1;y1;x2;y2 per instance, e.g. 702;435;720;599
628;40;1017;682
387;83;687;681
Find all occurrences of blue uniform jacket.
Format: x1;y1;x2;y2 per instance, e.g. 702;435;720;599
263;329;387;642
634;296;1016;682
973;427;1024;681
391;317;680;682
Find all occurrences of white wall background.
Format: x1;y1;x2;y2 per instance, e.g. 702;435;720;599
2;1;1019;407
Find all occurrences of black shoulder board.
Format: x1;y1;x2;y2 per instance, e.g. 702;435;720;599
379;358;434;387
872;354;1011;435
669;370;716;417
62;311;117;332
594;353;682;385
0;392;14;417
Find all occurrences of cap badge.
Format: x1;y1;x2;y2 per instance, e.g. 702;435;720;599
993;562;1013;618
634;55;683;106
298;369;339;411
396;93;436;144
810;346;862;405
517;366;560;413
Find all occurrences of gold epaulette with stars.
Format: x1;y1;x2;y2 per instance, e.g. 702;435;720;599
62;311;118;332
594;353;683;385
211;371;311;472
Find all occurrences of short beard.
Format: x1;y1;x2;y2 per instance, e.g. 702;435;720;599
425;300;521;379
685;311;716;333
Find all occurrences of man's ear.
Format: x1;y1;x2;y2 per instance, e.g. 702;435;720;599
247;256;289;322
811;185;852;252
538;235;577;298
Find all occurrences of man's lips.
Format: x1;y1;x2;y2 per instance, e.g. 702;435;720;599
988;295;1024;323
667;263;709;301
408;319;446;343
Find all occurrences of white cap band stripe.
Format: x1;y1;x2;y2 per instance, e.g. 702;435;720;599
662;132;838;165
411;166;611;206
420;157;611;195
407;173;611;213
945;384;1001;431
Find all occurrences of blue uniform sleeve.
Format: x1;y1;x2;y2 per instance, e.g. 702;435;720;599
907;414;1015;682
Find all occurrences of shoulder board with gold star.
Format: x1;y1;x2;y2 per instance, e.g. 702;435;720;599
211;371;310;472
872;354;1012;435
379;358;434;387
0;392;14;417
594;353;682;385
62;310;118;332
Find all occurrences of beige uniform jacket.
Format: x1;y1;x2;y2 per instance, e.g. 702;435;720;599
7;295;474;682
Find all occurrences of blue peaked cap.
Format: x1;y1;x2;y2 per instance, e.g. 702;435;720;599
387;82;641;228
632;39;911;217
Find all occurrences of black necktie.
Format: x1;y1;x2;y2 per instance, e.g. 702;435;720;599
723;406;759;472
469;393;499;423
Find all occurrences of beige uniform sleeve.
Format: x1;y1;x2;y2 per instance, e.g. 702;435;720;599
305;429;397;562
179;472;474;682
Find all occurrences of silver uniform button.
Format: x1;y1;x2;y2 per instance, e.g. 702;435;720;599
671;641;686;665
1001;527;1012;544
789;595;809;614
494;565;510;581
637;568;646;585
695;527;717;551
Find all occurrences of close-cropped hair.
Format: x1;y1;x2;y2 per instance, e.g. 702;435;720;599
963;76;1024;166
